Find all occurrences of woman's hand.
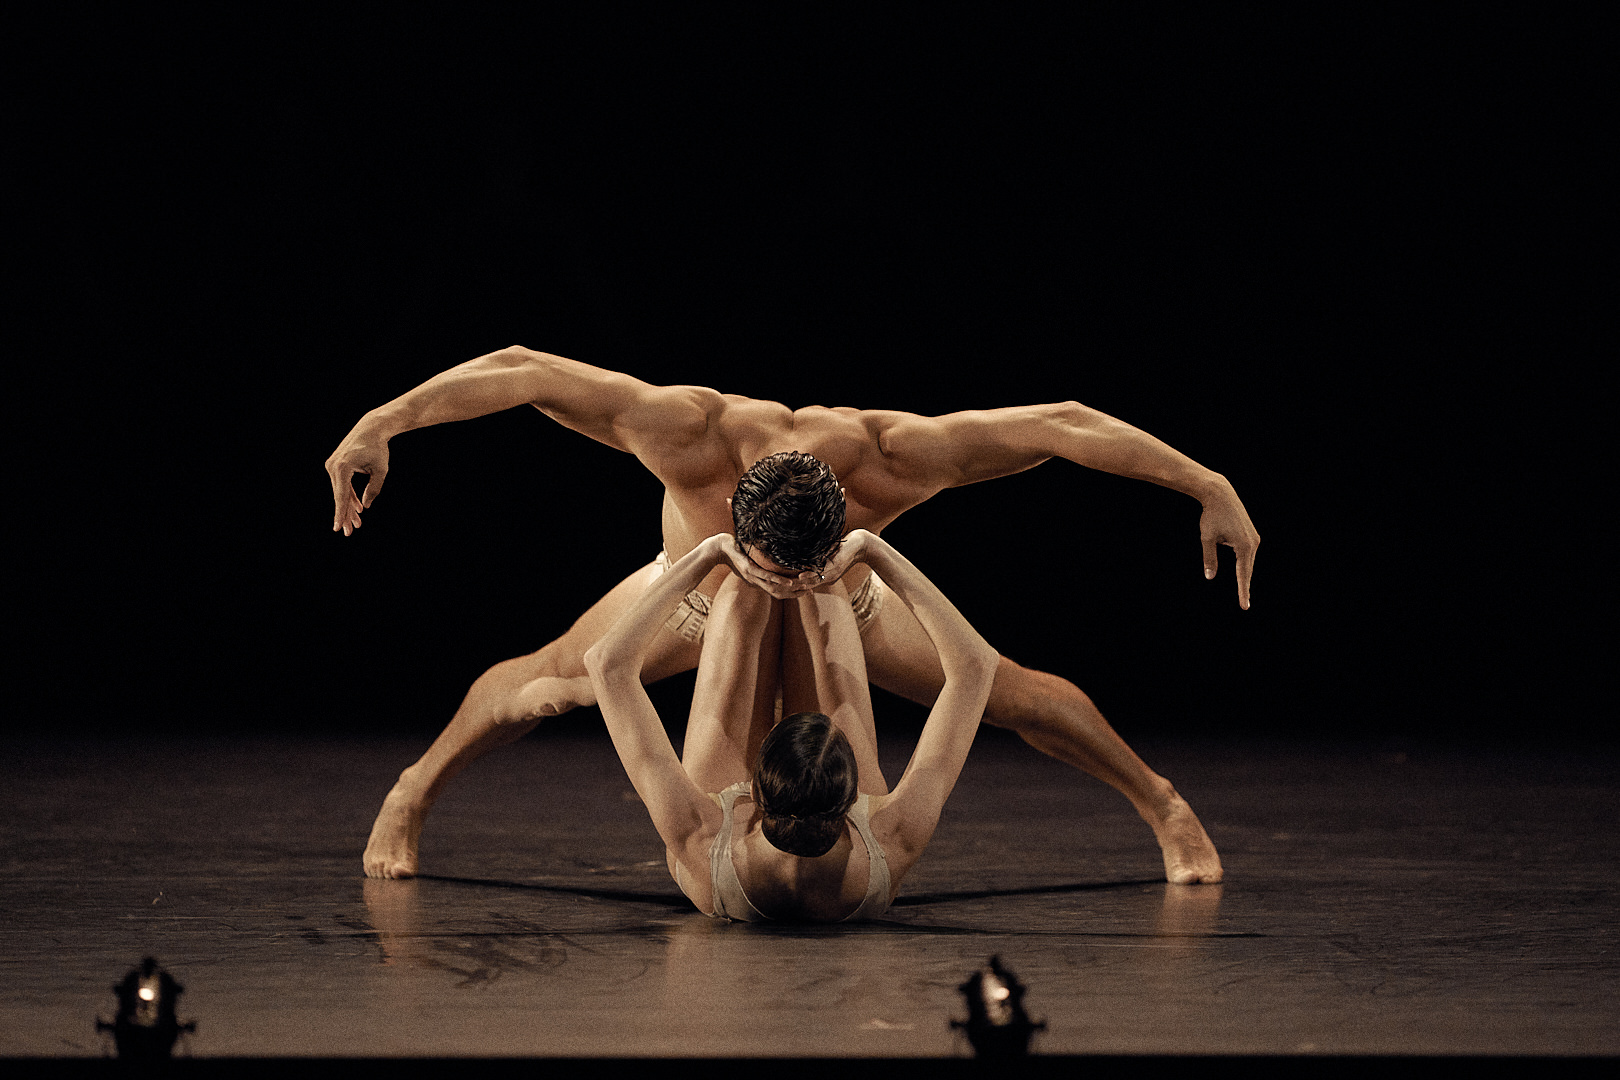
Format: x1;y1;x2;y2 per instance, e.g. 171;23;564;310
711;535;820;599
811;529;870;589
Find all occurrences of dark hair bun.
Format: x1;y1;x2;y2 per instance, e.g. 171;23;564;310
753;712;859;857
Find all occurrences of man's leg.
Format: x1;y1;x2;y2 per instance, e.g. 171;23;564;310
363;560;705;879
859;598;1223;884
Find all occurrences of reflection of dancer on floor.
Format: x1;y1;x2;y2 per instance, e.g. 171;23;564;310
328;348;1259;885
588;529;995;922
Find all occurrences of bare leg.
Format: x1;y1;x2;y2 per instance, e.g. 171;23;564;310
982;659;1222;884
860;600;1223;884
363;561;704;878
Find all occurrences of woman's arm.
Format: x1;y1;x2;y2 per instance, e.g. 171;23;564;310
828;532;1000;858
586;534;757;678
582;535;769;854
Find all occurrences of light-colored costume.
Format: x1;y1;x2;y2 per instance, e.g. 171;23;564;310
655;550;886;643
672;781;893;922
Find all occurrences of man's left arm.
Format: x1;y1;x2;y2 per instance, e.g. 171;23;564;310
890;402;1261;608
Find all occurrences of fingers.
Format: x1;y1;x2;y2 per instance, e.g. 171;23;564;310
726;558;787;598
721;537;823;597
329;468;381;537
770;577;820;600
727;547;820;598
1235;539;1257;611
359;466;387;510
326;437;389;537
778;570;825;598
329;473;359;536
1202;534;1258;609
751;572;814;600
335;493;363;536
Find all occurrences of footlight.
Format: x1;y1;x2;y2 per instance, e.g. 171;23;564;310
950;955;1044;1059
96;957;196;1061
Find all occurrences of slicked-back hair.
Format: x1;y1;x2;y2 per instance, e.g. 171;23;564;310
731;451;846;572
753;712;859;858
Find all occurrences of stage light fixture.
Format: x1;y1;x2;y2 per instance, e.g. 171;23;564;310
96;957;195;1061
951;954;1044;1059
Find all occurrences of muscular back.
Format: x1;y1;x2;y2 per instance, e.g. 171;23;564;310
502;349;1079;570
332;346;1253;605
547;382;1040;566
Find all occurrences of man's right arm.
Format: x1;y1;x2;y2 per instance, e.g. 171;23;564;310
325;347;712;535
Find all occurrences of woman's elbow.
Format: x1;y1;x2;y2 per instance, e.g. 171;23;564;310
950;644;1001;690
970;639;1001;678
583;642;625;682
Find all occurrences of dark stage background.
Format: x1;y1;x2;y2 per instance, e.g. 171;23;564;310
10;9;1604;747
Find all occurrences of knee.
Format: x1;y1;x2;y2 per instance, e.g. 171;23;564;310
496;675;593;726
472;651;591;727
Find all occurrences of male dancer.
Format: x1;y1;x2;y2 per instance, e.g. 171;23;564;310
327;346;1259;884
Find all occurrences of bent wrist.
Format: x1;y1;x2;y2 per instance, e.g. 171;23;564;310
360;406;408;441
702;533;734;560
1189;469;1233;506
854;530;888;564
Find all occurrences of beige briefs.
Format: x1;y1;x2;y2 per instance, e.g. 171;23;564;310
654;550;886;643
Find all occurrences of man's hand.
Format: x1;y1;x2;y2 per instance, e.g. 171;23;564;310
1198;483;1260;609
326;425;390;536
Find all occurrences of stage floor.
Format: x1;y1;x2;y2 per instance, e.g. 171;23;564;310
2;726;1615;1059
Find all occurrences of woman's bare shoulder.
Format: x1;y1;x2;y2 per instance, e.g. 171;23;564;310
863;790;934;872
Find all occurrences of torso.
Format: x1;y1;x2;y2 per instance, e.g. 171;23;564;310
648;394;948;597
683;786;890;922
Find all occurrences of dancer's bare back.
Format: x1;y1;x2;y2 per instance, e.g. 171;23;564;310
328;347;1259;604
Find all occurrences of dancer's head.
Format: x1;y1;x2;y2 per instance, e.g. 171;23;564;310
731;451;845;574
753;712;859;857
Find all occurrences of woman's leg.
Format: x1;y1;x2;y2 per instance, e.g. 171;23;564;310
782;583;888;796
680;575;784;794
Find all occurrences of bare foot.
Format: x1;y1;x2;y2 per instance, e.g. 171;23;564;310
363;780;425;879
1146;790;1224;885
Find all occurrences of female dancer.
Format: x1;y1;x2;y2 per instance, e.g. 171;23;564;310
584;529;999;922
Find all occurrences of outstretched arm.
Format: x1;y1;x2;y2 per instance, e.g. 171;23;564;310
325;346;719;535
885;402;1261;608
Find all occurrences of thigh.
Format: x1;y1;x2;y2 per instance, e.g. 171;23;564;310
860;591;949;708
863;600;1060;734
522;559;708;684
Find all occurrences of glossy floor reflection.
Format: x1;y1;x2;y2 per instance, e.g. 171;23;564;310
1;728;1615;1058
